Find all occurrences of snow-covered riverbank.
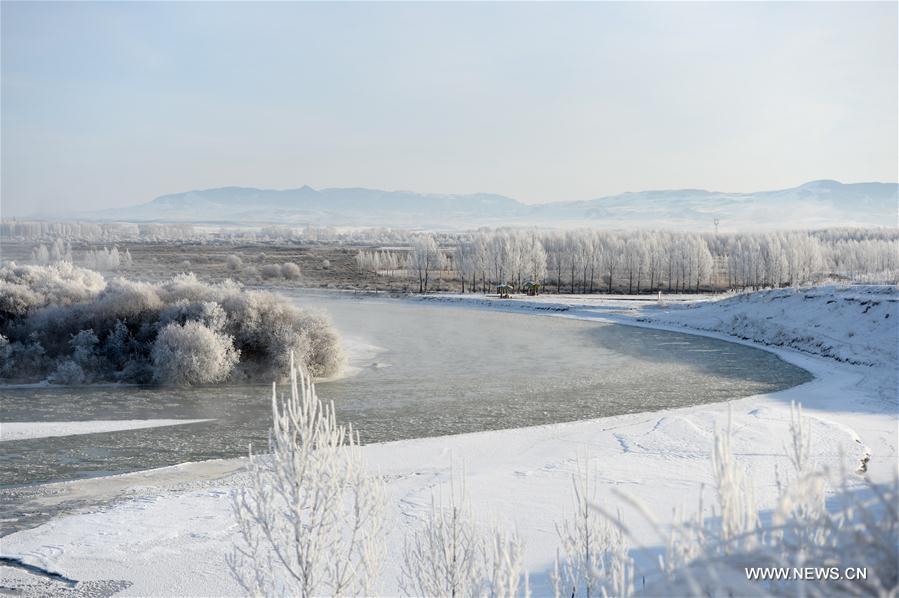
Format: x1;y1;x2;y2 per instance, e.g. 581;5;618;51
1;286;896;596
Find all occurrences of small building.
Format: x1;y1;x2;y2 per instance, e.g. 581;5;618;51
523;281;541;296
496;284;513;298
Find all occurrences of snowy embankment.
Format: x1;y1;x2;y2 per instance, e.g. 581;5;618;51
1;286;896;596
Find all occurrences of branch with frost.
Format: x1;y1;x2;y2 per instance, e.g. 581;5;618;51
553;462;634;598
228;355;385;597
399;470;529;598
711;408;760;553
482;525;529;598
399;473;481;597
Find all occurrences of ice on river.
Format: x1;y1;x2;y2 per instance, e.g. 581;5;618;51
0;419;212;442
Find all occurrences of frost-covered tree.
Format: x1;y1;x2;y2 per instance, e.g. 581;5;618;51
83;246;122;271
31;244;50;265
600;235;623;294
408;234;445;293
229;362;385;596
523;231;547;286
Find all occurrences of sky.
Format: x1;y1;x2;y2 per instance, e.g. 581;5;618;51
1;2;897;216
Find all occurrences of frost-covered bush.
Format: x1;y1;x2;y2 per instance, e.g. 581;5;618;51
281;262;301;280
0;335;18;379
226;254;243;272
229;363;385;596
260;264;282;279
0;264;343;384
0;262;105;317
151;321;239;385
553;465;634;598
49;360;86;385
400;474;529;597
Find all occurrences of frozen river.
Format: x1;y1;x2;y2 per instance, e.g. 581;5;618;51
0;294;811;488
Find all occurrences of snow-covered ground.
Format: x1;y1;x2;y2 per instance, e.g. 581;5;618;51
0;419;212;443
1;286;896;596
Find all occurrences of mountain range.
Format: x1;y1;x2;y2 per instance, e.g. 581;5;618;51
69;180;898;231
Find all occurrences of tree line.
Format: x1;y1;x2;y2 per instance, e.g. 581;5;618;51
383;228;898;293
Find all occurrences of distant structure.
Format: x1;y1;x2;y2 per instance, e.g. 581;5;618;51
714;218;720;235
523;281;541;296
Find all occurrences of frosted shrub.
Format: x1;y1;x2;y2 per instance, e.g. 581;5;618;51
151;321;239;385
482;526;529;598
1;336;47;379
0;264;343;384
281;262;301;280
293;310;344;377
226;254;243;272
91;278;164;321
400;477;483;597
229;360;385;596
553;465;634;598
49;360;86;385
400;472;529;597
0;262;105;316
0;335;11;377
158;300;227;332
259;264;282;279
710;410;758;552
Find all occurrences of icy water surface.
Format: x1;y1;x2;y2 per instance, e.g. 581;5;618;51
0;295;811;487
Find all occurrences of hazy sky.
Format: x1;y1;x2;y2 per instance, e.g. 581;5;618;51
2;2;897;216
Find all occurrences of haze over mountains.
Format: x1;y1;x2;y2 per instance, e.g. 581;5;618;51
63;180;898;231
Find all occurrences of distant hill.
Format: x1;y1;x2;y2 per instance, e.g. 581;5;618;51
69;180;898;231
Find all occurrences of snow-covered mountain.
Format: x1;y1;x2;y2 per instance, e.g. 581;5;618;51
76;180;897;231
